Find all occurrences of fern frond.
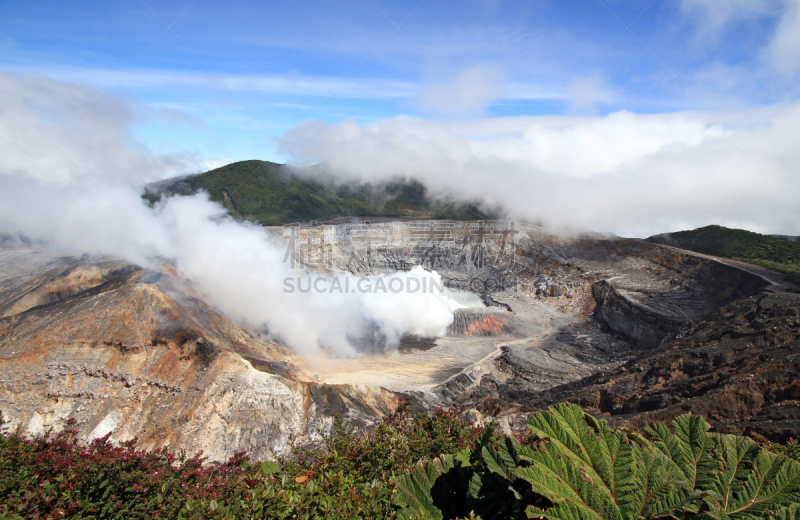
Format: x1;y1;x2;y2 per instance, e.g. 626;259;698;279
482;437;520;481
770;503;800;520
645;415;719;491
725;444;800;518
395;456;455;520
525;404;634;508
394;404;800;520
525;501;608;520
520;404;709;520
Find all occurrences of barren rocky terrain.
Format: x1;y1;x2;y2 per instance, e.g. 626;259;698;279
1;219;798;461
0;248;397;461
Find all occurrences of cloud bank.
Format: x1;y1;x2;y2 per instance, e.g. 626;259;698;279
281;107;800;237
0;73;459;357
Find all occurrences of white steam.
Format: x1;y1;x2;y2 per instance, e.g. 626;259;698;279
0;73;459;357
165;202;462;355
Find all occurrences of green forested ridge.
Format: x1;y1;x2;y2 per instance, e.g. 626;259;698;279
648;224;800;285
143;160;496;226
2;404;799;519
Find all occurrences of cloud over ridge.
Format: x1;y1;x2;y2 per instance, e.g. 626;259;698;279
281;106;800;237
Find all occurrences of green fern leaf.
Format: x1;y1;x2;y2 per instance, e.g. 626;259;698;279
770;503;800;520
724;442;800;518
394;404;800;520
519;403;698;520
482;437;520;481
525;501;608;520
646;415;800;518
395;457;452;520
646;415;719;491
468;437;531;519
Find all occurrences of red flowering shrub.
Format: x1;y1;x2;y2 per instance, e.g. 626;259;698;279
0;403;488;519
0;415;251;519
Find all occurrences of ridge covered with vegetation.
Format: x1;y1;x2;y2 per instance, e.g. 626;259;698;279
143;160;496;226
648;225;800;286
2;403;799;519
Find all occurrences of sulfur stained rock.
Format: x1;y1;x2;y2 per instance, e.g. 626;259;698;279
0;249;398;461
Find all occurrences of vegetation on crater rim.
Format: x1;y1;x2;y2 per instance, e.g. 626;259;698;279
143;160;497;226
648;224;800;286
2;403;798;519
145;161;800;287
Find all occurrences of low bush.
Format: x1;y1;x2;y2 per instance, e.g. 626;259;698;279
2;403;799;519
0;403;485;519
0;416;247;519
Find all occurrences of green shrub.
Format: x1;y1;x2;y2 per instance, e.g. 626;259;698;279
3;405;799;519
0;405;485;519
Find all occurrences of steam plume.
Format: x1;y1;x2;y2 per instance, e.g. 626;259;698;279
0;73;459;356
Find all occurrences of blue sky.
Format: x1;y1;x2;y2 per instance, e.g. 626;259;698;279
1;0;795;166
1;0;799;357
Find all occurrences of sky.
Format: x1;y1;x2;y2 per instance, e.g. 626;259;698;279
1;0;800;235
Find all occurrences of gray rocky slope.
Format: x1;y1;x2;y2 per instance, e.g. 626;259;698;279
1;220;795;460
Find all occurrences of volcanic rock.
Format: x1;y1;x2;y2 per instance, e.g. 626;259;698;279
0;248;397;461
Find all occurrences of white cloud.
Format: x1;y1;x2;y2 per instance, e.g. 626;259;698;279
566;73;615;113
417;64;506;115
156;108;208;129
764;0;800;74
679;0;778;30
0;73;184;186
280;106;800;237
26;66;421;100
679;0;800;76
513;111;721;178
0;65;566;112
